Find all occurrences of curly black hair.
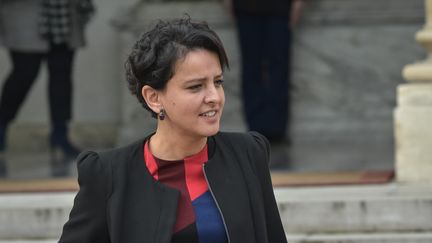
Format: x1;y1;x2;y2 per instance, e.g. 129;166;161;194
125;17;229;118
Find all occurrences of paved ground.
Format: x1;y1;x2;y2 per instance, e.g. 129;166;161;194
269;140;394;172
0;152;77;180
0;139;394;181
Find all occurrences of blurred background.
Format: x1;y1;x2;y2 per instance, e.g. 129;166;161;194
1;0;432;243
0;0;424;179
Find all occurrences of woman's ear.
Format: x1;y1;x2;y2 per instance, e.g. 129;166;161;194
141;85;162;114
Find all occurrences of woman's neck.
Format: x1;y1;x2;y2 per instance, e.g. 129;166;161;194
149;128;207;161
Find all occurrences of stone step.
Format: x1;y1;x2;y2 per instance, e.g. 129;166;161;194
287;233;432;243
1;233;432;243
0;241;56;243
0;183;431;240
0;192;73;239
275;183;432;234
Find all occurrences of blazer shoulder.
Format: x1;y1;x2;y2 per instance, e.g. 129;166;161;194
215;131;270;174
216;131;270;152
76;139;145;197
75;150;112;200
96;139;144;167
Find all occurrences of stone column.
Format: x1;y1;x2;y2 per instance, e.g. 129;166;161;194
396;0;432;183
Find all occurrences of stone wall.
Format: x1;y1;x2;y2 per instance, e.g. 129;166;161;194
288;0;424;170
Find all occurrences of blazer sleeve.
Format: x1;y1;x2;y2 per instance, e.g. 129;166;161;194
248;132;288;243
58;151;111;243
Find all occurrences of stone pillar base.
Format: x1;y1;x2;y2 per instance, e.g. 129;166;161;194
395;83;432;183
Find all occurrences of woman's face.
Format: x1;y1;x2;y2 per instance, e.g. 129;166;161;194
158;49;225;139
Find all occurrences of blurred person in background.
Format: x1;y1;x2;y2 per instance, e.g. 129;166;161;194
224;0;305;144
0;0;94;162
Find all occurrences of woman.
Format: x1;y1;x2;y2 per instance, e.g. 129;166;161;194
59;17;287;243
0;0;94;159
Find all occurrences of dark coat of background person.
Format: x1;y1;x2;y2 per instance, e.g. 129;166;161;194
58;132;287;243
231;0;294;143
0;0;88;51
231;0;292;16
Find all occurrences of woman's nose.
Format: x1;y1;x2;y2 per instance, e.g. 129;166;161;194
204;85;222;104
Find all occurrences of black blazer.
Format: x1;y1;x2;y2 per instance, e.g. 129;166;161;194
59;132;287;243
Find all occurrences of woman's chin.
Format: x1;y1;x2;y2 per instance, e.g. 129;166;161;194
200;125;220;137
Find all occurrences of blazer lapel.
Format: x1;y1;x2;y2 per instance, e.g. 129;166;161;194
114;138;180;243
204;136;257;243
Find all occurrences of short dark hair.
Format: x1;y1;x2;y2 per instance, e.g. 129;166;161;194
125;17;229;118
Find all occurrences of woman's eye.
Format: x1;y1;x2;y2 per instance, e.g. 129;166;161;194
215;79;224;87
187;84;202;90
